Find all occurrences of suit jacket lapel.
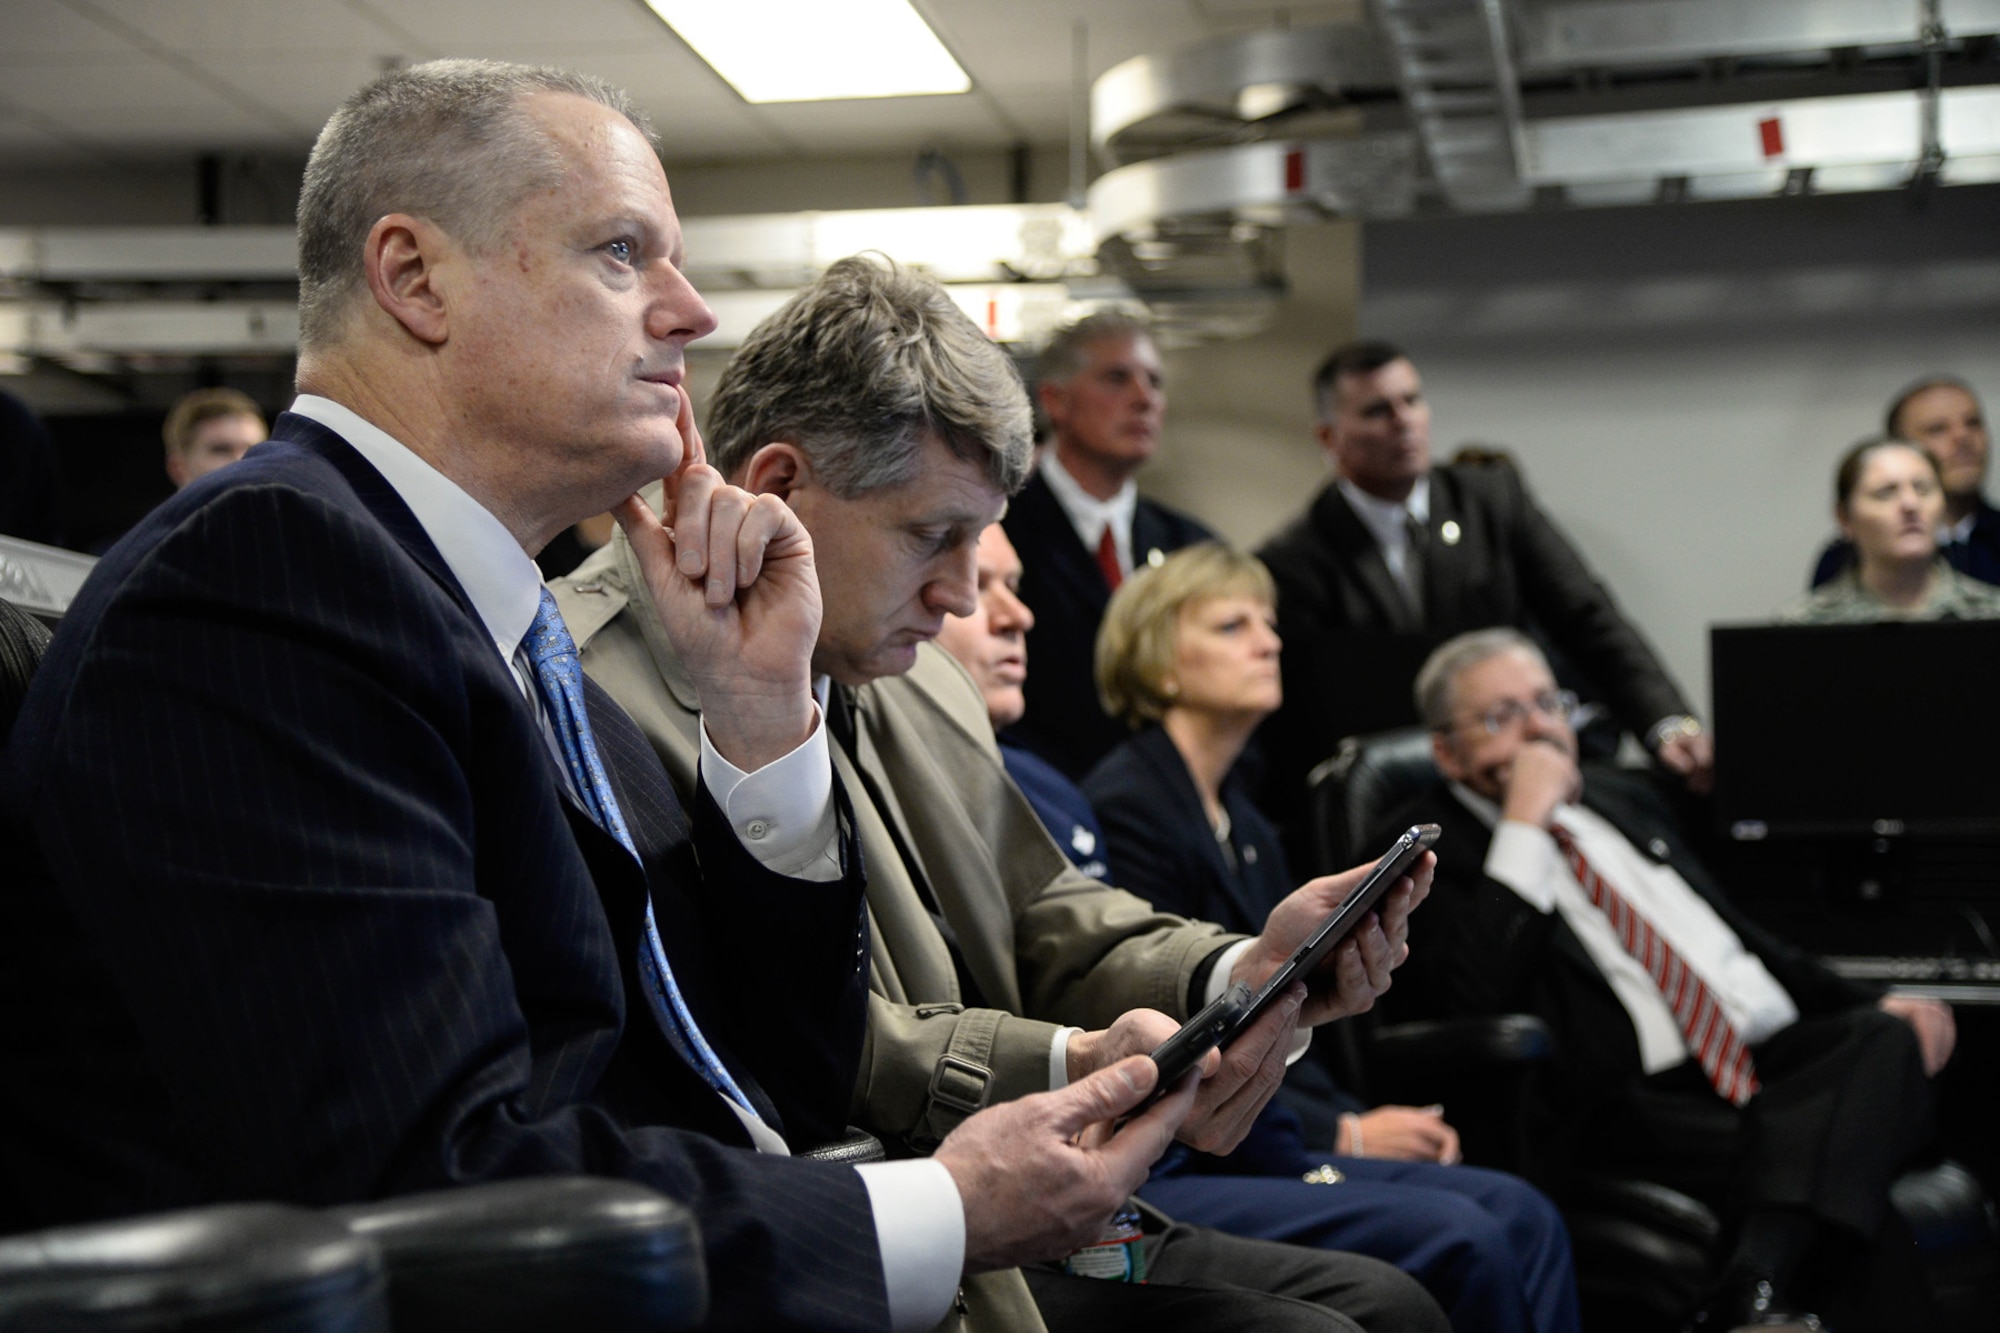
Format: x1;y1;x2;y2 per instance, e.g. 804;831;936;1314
1133;727;1269;932
1419;474;1465;627
1315;484;1421;633
848;685;1025;1013
1130;499;1173;573
1015;472;1109;611
275;414;471;615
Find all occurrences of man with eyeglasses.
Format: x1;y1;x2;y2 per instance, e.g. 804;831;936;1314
1373;627;1956;1331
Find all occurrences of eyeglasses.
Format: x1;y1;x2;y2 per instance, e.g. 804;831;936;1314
1456;689;1579;737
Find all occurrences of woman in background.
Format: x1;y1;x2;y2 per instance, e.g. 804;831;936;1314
1785;438;2000;622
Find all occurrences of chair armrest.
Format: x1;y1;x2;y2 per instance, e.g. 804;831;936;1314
801;1127;886;1166
1368;1014;1555;1074
1565;1175;1722;1249
0;1203;386;1330
333;1177;705;1333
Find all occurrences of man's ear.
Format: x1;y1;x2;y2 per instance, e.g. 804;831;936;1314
1430;730;1464;782
1035;379;1068;430
164;450;189;489
740;442;811;501
363;213;451;345
1313;419;1341;459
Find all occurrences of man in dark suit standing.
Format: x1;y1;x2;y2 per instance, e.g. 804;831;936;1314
1001;312;1213;778
1810;375;1999;589
0;59;1203;1333
1378;628;1956;1330
1257;341;1708;851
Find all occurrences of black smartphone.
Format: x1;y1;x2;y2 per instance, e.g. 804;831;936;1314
1118;823;1438;1121
1129;981;1253;1115
1226;823;1440;1038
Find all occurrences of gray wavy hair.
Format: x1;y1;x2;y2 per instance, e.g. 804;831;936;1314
707;255;1033;498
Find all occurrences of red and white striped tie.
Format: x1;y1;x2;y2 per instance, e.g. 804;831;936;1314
1550;824;1760;1106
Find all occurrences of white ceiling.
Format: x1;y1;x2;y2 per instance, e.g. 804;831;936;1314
0;0;1361;169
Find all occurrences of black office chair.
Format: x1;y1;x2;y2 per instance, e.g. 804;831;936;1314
1310;727;1998;1332
0;1180;707;1333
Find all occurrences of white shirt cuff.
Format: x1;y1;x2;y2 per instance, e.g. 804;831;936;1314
856;1158;966;1333
1485;820;1563;913
698;706;841;882
1203;939;1257;1007
1050;1027;1080;1088
1204;938;1312;1064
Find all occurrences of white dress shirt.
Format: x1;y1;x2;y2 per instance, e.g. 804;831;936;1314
290;396;964;1331
1039;449;1139;576
1450;782;1799;1075
1338;475;1430;597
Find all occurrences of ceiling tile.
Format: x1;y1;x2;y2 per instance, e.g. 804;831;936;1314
1;1;148;58
80;0;412;54
377;0;675;51
748;93;1018;154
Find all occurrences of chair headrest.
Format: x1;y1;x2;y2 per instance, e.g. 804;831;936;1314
1307;726;1440;868
0;597;53;747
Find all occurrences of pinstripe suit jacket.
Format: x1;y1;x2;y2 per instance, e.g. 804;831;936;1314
0;415;886;1333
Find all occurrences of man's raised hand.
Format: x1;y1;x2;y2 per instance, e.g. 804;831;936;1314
615;387;821;771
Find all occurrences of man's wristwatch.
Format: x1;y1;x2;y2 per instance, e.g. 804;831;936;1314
1646;714;1704;750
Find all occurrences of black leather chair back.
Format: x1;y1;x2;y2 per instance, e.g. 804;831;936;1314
1306;726;1439;872
0;596;52;750
0;1204;388;1332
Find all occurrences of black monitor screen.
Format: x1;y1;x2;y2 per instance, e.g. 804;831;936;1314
1711;620;2000;840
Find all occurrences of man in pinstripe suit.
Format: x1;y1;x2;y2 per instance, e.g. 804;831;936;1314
0;60;1205;1333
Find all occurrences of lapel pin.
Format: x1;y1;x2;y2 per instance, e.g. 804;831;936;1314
1440;520;1461;546
1146;548;1165;568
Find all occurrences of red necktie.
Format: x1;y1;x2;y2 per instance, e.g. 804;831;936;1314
1550;824;1760;1106
1096;526;1123;591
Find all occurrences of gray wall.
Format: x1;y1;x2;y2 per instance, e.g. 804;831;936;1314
1142;184;2000;720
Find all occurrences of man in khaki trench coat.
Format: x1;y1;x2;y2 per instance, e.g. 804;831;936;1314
556;256;1440;1333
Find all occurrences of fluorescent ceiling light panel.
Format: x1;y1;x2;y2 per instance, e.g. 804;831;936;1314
647;0;971;103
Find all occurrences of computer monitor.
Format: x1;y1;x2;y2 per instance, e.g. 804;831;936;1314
1710;620;2000;841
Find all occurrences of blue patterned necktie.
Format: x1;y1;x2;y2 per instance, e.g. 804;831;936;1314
522;588;757;1117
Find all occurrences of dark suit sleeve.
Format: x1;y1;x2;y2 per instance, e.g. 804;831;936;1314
1494;465;1692;733
1380;802;1572;1025
10;483;887;1332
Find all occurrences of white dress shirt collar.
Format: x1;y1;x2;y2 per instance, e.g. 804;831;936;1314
1339;474;1430;592
1039;448;1139;573
290;395;541;669
1338;473;1430;546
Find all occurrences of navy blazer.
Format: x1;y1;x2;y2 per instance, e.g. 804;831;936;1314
1083;725;1366;1153
1001;470;1214;779
0;414;883;1332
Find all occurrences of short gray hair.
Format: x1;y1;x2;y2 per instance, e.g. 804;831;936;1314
707;255;1033;497
297;58;652;352
1034;309;1153;390
1413;628;1543;731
